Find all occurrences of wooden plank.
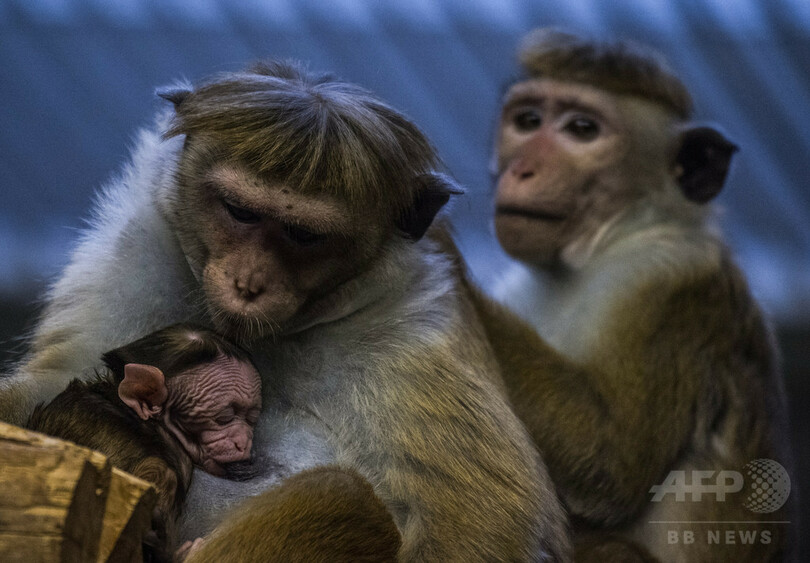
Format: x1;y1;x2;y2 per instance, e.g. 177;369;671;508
98;468;156;563
0;534;62;563
1;422;160;562
0;422;110;562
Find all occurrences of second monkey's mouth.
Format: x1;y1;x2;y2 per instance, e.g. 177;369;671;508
496;205;568;222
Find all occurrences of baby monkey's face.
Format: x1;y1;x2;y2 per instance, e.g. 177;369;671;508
168;354;262;476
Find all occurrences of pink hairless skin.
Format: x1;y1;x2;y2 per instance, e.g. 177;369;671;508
118;354;262;476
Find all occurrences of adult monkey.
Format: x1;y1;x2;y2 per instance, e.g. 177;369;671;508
0;61;569;561
477;29;795;562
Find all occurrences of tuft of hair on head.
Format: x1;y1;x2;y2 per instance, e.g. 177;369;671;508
161;59;440;218
101;323;253;382
518;27;693;119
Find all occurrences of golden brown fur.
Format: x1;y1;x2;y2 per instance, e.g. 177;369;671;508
3;60;570;561
480;28;795;562
518;28;692;119
185;467;402;563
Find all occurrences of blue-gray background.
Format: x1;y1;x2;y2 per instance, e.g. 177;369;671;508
0;0;807;555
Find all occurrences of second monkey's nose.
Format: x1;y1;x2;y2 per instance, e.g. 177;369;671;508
508;158;536;181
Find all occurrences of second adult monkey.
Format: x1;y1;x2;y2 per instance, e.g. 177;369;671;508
1;61;569;561
481;29;795;562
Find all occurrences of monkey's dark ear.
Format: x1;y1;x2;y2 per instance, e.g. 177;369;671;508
675;125;738;203
119;363;168;420
156;87;191;108
399;173;464;241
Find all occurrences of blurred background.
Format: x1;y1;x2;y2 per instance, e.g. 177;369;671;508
0;0;807;555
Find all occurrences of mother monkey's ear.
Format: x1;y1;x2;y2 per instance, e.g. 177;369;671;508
398;173;464;240
156;86;192;108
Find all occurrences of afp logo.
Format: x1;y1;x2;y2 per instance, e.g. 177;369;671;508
649;459;791;513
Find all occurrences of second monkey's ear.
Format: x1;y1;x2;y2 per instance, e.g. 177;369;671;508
398;173;464;241
119;363;169;420
674;125;738;204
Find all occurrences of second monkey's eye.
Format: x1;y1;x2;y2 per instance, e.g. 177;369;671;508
564;117;601;141
224;201;261;224
512;108;542;132
283;224;326;246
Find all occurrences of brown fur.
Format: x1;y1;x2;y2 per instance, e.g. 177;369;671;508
483;28;795;562
185;467;401;563
5;60;570;561
462;246;795;561
164;60;436;218
101;322;254;381
26;324;257;561
27;373;191;561
518;28;693;119
573;535;658;563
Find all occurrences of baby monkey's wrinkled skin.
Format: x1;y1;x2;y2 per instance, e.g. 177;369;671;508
120;353;261;477
27;323;261;561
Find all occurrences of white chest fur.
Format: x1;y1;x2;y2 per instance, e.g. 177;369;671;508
493;224;721;363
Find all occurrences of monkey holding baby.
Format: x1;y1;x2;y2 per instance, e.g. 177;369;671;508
471;28;796;562
1;60;569;561
27;323;402;562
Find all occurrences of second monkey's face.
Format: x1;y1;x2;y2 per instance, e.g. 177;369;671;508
493;79;660;267
173;157;386;342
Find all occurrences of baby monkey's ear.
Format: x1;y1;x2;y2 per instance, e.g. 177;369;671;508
119;363;169;420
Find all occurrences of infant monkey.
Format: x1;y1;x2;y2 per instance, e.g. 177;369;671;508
26;323;261;559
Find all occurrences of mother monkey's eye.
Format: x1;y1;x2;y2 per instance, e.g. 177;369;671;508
224;201;261;224
283;224;326;246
